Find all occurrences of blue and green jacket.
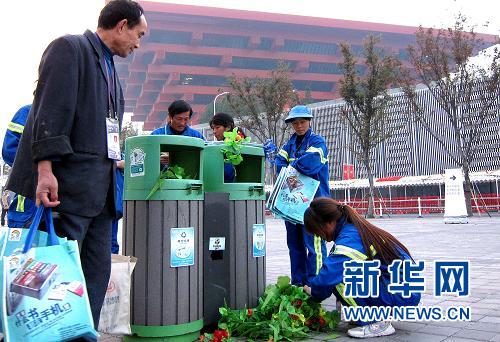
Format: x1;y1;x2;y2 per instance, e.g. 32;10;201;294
275;128;330;198
2;105;37;227
150;124;205;140
311;218;421;309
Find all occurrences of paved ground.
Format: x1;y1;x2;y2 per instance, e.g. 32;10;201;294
101;214;500;341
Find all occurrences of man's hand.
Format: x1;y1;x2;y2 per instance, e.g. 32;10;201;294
303;285;312;296
36;160;60;207
116;160;125;169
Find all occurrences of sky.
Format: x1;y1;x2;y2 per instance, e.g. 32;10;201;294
1;0;498;140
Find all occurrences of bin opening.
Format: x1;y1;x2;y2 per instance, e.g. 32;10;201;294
210;250;224;260
160;145;201;180
226;154;262;183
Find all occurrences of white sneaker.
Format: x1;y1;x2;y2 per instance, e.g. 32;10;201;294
347;321;395;338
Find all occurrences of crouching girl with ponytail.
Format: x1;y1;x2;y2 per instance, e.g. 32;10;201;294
303;197;421;339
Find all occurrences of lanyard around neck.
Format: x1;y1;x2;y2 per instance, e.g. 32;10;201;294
104;58;117;120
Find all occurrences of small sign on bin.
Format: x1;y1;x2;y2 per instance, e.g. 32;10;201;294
209;237;226;251
252;224;266;257
170;227;195;267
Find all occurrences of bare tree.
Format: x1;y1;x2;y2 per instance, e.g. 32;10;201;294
225;61;299;148
339;35;402;218
120;121;139;152
400;14;500;216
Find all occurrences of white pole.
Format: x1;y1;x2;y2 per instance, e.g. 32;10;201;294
213;91;230;116
378;202;383;218
418;197;422;218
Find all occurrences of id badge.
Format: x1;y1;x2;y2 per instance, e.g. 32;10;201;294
106;117;121;160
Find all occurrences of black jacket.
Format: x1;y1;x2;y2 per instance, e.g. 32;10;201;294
7;30;124;217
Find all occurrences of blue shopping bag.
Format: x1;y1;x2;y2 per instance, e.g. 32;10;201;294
0;206;67;258
1;206;98;341
0;206;68;333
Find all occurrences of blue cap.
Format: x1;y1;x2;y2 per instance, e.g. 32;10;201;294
284;105;313;123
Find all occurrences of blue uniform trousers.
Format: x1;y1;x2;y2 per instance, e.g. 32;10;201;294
285;221;326;286
111;219;120;254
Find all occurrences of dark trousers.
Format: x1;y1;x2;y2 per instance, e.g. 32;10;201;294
52;203;113;330
1;208;7;226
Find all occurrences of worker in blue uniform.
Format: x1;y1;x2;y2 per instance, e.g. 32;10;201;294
2;104;37;227
151;100;205;169
274;105;329;286
303;197;421;338
150;100;205;139
209;112;247;183
112;159;124;254
4;105;125;255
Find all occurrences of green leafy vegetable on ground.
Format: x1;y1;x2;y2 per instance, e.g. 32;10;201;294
200;276;340;341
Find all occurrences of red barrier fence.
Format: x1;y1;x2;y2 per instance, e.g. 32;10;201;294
345;193;500;215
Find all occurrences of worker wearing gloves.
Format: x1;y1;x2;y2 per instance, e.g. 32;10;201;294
274;105;330;286
303;197;421;338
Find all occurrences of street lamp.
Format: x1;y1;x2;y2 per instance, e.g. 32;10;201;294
213;91;230;115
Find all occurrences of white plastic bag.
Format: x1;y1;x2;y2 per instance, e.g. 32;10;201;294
98;254;137;335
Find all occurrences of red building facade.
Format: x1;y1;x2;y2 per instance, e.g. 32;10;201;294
116;2;437;130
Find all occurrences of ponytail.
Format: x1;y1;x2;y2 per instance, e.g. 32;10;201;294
304;197;412;264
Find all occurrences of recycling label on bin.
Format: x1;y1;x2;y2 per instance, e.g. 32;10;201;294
170;227;195;267
209;237;226;251
130;148;145;177
252;224;266;258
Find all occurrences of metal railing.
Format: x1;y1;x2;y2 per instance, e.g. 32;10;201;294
344;195;500;216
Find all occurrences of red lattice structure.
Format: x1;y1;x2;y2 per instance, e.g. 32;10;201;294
115;2;429;130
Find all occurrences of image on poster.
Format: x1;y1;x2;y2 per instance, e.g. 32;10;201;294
130;148;145;177
170;227;195;267
252;224;266;257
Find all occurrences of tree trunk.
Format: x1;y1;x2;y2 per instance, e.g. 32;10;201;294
364;160;376;218
266;164;277;186
463;165;474;217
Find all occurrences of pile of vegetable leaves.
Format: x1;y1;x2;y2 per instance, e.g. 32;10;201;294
200;276;340;341
146;164;192;199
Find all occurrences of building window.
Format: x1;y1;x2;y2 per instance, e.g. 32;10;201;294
308;62;343;74
257;38;274;50
193;94;216;104
282;39;339;56
292;80;334;92
165;53;221;67
231;57;296;70
180;74;228;87
201;33;249;49
399;48;410;61
148;29;192;44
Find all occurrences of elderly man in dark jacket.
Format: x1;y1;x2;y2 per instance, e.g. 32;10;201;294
7;0;147;328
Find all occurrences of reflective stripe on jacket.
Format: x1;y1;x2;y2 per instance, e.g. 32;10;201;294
2;105;31;166
310;220;421;309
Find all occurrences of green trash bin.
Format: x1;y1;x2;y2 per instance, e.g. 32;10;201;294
203;142;265;199
123;135;204;341
202;142;266;326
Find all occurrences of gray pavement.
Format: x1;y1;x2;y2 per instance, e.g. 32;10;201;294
101;214;500;341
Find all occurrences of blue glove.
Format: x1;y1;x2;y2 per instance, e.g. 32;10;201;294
263;139;278;163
